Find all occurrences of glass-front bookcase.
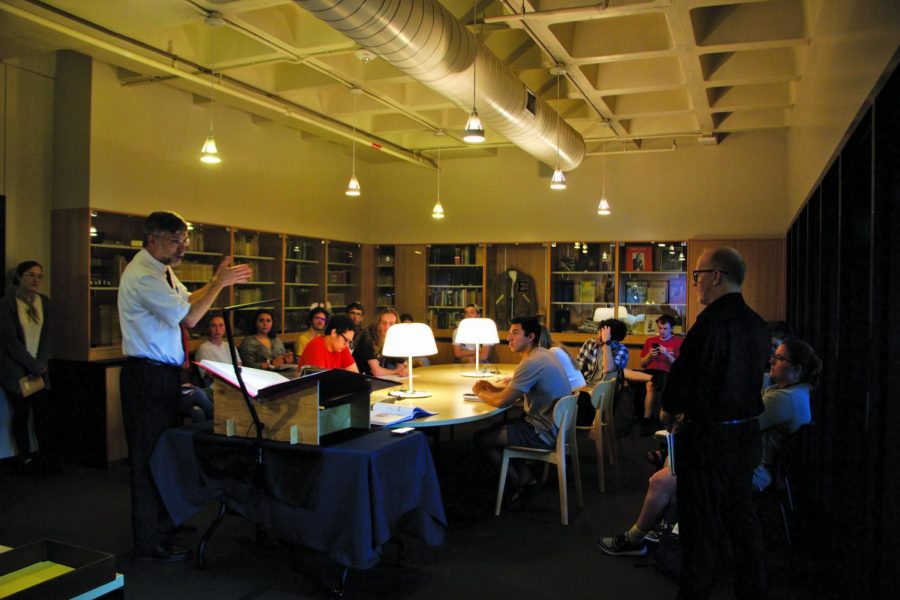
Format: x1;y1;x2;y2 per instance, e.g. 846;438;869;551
618;242;687;334
232;229;282;335
284;235;324;332
326;241;361;315
375;245;396;309
549;242;616;333
426;244;484;329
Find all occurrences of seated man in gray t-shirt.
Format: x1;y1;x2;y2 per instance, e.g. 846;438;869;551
472;316;572;494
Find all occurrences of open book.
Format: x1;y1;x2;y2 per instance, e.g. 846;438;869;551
196;359;290;398
370;402;436;427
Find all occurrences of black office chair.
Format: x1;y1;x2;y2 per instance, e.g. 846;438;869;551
759;422;814;548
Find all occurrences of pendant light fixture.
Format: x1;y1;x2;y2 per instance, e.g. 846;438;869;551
432;146;445;219
346;86;361;197
597;142;611;215
463;1;484;143
550;65;566;190
200;13;223;164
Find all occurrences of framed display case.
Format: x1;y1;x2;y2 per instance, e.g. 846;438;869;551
284;235;324;332
426;244;484;329
375;245;396;309
549;242;617;333
485;243;548;330
232;229;282;335
326;241;361;314
618;242;687;334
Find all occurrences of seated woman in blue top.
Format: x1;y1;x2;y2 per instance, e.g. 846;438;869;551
239;309;294;370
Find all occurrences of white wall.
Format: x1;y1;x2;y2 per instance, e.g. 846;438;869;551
88;62;371;242
359;131;790;244
786;0;900;219
1;55;55;291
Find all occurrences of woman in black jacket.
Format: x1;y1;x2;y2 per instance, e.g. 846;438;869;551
1;261;53;470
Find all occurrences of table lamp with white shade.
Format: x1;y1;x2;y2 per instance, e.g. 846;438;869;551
383;323;439;398
454;317;500;377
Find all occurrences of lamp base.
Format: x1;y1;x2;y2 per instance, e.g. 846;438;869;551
459;369;499;378
389;389;432;399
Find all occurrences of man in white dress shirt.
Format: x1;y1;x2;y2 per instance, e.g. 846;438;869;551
118;211;250;562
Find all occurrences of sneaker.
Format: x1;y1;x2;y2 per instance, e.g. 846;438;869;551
644;524;666;544
597;534;647;556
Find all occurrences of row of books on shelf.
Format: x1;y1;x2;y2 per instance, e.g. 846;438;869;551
235;287;266;305
429;245;478;265
623;279;687;305
173;260;214;282
376;275;394;285
328;270;353;284
554;279;615;303
428;309;465;330
234;233;261;257
427;267;482;286
428;288;481;308
376;293;395;306
287;241;318;261
91;304;121;347
90;255;129;287
286;287;315;307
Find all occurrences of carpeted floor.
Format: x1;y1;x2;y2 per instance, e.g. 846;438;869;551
0;421;830;599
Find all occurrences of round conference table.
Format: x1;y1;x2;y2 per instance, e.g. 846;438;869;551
370;363;519;428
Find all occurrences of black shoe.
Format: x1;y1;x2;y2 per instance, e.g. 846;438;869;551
504;480;541;511
134;543;193;563
169;523;198;538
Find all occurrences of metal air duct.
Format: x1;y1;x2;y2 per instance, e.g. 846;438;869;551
294;0;585;170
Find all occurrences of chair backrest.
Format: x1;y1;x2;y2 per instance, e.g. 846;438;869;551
552;394;579;453
589;378;616;412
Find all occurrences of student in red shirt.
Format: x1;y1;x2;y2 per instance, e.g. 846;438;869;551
299;314;359;372
637;314;683;434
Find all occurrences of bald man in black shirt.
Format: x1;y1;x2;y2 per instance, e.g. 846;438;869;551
662;247;770;600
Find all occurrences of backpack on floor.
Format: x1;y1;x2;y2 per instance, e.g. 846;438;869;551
654;523;681;579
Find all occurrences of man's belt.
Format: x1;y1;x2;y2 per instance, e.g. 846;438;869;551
126;356;181;370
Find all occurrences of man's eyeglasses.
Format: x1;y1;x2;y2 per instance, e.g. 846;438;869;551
769;354;792;364
691;269;728;283
311;316;327;322
339;332;353;345
154;233;190;247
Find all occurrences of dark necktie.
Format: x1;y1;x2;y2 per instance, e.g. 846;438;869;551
165;268;191;369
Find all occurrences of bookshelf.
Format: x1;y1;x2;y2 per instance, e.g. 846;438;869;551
326;241;361;314
549;241;617;333
426;244;484;329
284;235;324;332
375;245;396;309
618;242;688;334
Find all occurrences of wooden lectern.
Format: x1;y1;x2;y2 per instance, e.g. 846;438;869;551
212;369;396;446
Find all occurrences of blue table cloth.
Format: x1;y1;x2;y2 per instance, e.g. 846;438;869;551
150;424;446;569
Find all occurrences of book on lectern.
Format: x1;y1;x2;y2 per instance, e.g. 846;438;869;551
196;359;290;398
370;402;436;427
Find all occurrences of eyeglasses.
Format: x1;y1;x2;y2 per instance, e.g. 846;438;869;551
769;354;792;364
339;332;353;345
22;272;44;280
691;269;728;283
311;316;327;322
154;233;190;247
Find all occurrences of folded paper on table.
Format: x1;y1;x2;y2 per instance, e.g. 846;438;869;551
463;393;483;403
370;402;437;426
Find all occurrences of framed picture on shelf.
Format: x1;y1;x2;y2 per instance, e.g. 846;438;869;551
659;248;683;271
625;246;653;272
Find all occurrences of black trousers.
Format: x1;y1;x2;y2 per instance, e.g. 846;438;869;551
120;359;180;553
675;420;766;600
7;387;54;459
